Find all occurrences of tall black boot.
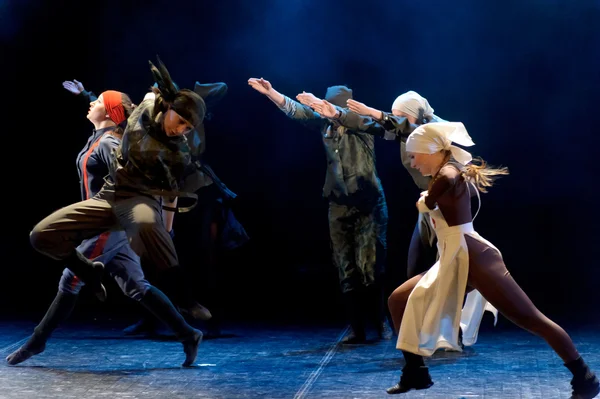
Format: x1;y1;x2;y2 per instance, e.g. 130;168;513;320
6;291;79;365
386;351;433;394
341;289;366;344
64;251;106;302
139;286;203;367
367;282;392;340
565;356;600;399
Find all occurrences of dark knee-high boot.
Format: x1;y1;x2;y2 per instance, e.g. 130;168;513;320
367;281;392;340
386;351;433;394
139;286;203;367
341;289;366;344
6;291;79;365
565;356;599;399
64;251;106;302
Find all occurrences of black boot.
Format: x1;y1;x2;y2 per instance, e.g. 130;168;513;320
386;351;433;394
367;282;391;340
65;251;106;302
386;366;434;394
565;356;600;399
6;292;79;365
341;290;366;344
139;286;203;367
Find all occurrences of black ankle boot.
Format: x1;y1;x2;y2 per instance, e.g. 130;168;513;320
386;366;434;394
139;286;203;366
566;357;600;399
341;290;366;344
6;292;78;365
367;282;391;340
65;251;106;302
570;373;600;399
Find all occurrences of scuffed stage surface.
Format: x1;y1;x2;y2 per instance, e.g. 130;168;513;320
0;320;598;398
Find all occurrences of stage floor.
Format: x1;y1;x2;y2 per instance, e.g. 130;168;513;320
0;319;598;398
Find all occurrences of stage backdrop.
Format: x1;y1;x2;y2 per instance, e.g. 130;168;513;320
2;0;599;324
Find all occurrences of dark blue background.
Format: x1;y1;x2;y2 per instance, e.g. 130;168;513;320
2;0;599;325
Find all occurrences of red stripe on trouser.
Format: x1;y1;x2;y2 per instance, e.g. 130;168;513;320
70;232;111;289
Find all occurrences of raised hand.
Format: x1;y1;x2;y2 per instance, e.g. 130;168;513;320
62;79;85;95
248;77;273;95
347;99;373;117
310;99;339;119
296;92;320;106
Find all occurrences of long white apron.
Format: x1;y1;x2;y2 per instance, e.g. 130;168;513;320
396;195;498;356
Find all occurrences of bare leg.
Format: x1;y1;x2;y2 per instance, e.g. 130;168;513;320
466;236;578;362
466;236;598;398
387;273;435;394
388;273;424;334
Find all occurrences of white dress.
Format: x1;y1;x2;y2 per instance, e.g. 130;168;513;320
396;191;498;356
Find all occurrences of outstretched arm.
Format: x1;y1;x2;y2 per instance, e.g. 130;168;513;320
342;99;416;140
63;79;97;102
248;78;323;129
298;95;415;139
339;108;415;139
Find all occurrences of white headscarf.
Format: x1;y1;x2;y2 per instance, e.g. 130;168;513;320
406;122;475;165
391;90;445;122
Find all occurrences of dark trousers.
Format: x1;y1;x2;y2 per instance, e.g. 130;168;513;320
328;193;388;336
328;194;388;294
30;187;179;273
59;231;150;301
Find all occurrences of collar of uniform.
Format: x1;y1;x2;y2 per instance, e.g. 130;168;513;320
93;126;117;135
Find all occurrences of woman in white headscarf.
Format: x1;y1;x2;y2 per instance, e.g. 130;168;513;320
385;122;598;399
297;91;444;279
350;91;447;279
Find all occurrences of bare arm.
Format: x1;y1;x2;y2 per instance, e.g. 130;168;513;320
162;197;177;234
342;99;416;140
248;77;323;128
263;87;285;107
248;77;285;107
298;95;416;139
